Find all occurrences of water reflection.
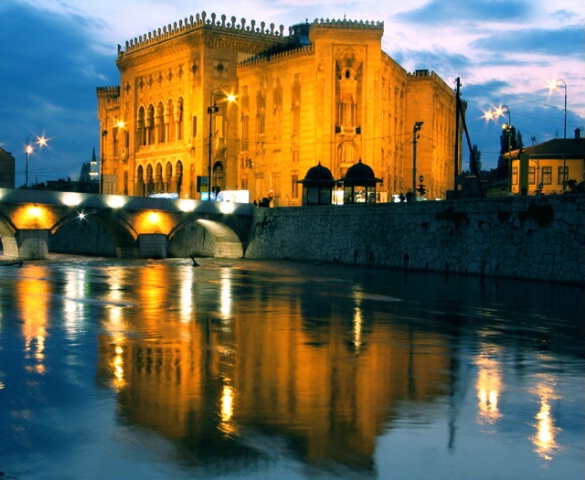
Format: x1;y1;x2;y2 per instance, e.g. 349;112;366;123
16;265;50;375
532;374;560;460
1;258;583;479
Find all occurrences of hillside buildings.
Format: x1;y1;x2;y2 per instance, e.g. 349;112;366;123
97;11;459;204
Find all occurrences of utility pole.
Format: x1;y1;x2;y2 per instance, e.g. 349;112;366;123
454;77;461;197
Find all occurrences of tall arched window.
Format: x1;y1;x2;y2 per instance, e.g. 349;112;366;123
256;90;266;136
273;81;283;139
292;79;301;133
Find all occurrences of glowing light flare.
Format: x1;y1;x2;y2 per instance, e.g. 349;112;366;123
178;199;196;212
547;78;566;93
28;206;42;218
219;202;235;214
62;192;82;206
106;196;126;209
148;212;160;224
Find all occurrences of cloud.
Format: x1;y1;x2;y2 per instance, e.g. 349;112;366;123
470;25;585;58
0;1;118;183
394;0;533;25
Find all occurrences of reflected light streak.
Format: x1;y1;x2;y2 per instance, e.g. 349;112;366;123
180;266;194;322
220;269;232;319
353;305;363;351
531;377;560;460
18;269;50;375
220;384;238;436
221;385;234;422
64;269;86;338
110;342;127;391
476;352;503;425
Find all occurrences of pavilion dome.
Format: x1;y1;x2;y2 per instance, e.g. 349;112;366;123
341;159;381;185
301;162;335;184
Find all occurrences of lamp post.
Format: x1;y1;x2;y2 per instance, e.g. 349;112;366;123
484;105;512;192
548;79;567;190
412;121;423;198
24;134;47;188
207;87;235;201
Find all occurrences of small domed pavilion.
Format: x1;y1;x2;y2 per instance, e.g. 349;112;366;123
299;162;335;205
339;159;381;203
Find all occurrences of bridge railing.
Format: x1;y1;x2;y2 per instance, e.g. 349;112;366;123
0;188;255;216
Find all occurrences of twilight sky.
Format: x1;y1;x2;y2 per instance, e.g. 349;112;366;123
1;0;583;187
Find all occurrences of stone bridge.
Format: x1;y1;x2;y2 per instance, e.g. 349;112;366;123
0;188;254;260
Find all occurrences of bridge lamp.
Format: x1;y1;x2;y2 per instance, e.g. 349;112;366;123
178;199;196;212
62;192;82;206
148;212;161;225
219;202;235;215
24;135;48;188
106;196;125;209
207;88;236;200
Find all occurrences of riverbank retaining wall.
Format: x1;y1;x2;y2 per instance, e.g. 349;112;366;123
244;195;585;284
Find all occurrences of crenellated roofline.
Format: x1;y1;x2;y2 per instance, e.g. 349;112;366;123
117;12;385;58
118;11;287;57
309;17;383;30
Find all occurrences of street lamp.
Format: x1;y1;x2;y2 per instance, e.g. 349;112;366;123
548;79;567;190
484;105;513;192
207;87;235;200
412;121;423;198
24;134;48;188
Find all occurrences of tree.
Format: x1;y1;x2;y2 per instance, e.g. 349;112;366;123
469;144;482;176
496;126;523;180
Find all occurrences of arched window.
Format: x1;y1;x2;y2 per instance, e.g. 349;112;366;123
292;80;301;133
137;106;146;147
273;81;283;138
156;102;165;143
146;105;155;145
256;90;266;136
136;165;145;196
175;97;184;141
164;161;173;192
146;164;154;194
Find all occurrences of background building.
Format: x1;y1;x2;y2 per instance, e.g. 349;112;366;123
0;147;15;188
509;129;585;195
97;12;460;204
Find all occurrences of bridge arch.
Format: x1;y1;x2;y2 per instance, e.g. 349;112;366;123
0;211;19;257
51;210;140;258
168;218;243;258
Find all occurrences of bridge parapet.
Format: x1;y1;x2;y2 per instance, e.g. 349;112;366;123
0;188;254;260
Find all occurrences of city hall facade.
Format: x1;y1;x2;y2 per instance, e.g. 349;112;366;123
97;11;459;204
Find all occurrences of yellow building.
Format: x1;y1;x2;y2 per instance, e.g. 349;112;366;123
509;132;585;195
97;12;460;204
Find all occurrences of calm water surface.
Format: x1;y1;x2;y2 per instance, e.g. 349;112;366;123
0;256;583;479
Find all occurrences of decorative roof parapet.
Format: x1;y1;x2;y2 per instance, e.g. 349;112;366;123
309;17;384;30
96;85;121;94
238;44;315;70
118;11;286;57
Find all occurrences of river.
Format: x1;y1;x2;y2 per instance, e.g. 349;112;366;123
0;256;583;479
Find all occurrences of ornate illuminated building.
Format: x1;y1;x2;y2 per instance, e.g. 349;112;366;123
97;11;459;204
